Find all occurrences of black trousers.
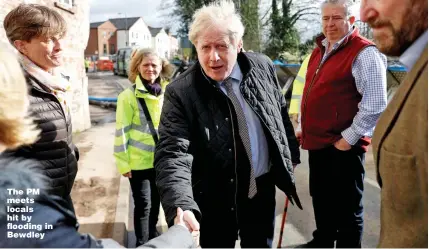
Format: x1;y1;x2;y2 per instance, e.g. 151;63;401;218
129;169;160;247
199;173;276;248
308;145;365;248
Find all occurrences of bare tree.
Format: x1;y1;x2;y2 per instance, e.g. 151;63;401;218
265;0;318;58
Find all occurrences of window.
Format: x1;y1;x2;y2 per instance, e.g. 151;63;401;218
110;44;115;54
103;44;107;55
58;0;73;7
54;0;74;14
136;33;139;38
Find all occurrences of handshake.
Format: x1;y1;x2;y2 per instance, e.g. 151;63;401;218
174;207;201;247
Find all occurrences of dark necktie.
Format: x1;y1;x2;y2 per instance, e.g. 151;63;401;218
224;78;257;198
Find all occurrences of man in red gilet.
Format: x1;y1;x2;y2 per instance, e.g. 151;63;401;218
296;0;387;247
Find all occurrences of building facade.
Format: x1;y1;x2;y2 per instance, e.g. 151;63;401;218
109;17;152;50
169;34;179;59
149;27;170;59
86;17;182;60
0;0;91;132
85;20;117;57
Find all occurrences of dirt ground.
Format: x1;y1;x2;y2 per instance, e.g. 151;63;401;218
71;122;121;239
71;176;120;238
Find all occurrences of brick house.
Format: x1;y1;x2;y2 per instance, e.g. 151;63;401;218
85;20;117;57
0;0;91;132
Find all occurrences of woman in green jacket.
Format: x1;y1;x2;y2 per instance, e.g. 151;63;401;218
114;48;174;247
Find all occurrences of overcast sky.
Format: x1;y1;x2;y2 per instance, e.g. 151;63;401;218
89;0;166;28
89;0;361;40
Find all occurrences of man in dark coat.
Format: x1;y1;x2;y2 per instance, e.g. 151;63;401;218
154;1;302;248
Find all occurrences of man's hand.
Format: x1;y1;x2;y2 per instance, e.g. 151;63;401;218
175;208;200;247
183;210;200;232
122;172;132;178
295;131;302;146
334;138;352;151
174;208;200;232
173;207;187;229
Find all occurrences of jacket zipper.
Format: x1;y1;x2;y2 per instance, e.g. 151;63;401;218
33;86;70;193
301;41;350;146
301;49;336;147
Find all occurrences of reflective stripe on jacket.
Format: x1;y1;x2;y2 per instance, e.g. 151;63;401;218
114;76;168;174
289;55;310;114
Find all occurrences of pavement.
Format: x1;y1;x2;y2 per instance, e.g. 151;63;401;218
78;72;381;248
71;123;120;239
81;72;168;247
273;148;381;248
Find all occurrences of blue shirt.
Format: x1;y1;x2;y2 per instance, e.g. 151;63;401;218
319;27;388;145
218;63;270;177
400;30;428;71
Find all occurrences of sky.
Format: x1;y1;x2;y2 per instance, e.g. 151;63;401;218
89;0;362;41
89;0;166;28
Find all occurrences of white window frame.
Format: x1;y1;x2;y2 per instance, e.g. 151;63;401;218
58;0;73;8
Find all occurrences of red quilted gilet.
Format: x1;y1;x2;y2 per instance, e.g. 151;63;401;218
301;28;374;151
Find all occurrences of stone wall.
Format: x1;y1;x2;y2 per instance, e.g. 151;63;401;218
0;0;91;132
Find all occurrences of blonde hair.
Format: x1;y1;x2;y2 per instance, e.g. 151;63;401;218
128;48;175;83
0;48;40;149
4;4;67;44
189;0;244;46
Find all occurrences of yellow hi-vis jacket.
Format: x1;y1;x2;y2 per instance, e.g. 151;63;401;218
113;76;168;174
289;55;310;114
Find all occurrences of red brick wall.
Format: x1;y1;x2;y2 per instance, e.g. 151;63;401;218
85;28;99;56
98;21;117;56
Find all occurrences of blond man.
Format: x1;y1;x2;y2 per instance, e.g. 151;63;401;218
154;1;301;247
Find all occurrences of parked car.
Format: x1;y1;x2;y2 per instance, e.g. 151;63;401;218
113;47;140;76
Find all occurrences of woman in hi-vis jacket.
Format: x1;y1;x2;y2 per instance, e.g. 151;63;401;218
114;48;174;247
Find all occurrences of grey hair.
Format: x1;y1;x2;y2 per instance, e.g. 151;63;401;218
188;0;245;47
321;0;352;17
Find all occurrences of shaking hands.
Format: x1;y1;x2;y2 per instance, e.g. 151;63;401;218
174;207;200;247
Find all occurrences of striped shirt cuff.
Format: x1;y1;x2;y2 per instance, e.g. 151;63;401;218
341;127;361;146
